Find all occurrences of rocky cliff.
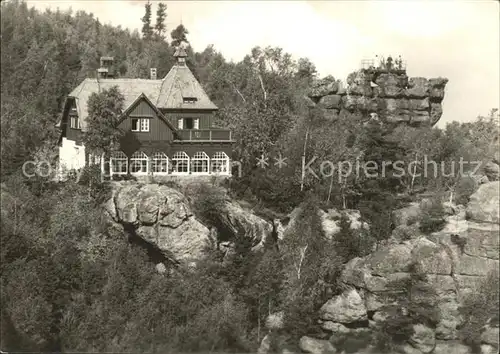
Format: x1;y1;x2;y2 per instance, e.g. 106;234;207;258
306;69;448;126
104;182;368;266
309;181;499;354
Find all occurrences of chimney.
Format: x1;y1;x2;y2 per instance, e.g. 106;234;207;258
97;56;115;79
150;68;157;80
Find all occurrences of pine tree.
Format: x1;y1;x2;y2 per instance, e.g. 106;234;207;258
171;24;189;47
141;1;153;39
334;214;359;263
154;3;167;39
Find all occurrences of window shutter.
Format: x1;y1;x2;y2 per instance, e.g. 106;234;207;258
178;118;183;129
194;118;199;129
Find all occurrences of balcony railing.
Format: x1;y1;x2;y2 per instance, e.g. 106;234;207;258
174;129;233;141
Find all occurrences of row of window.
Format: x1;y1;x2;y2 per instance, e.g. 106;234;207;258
102;151;230;175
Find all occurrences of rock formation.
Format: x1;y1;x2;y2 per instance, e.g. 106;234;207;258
314;181;499;354
104;182;275;263
306;69;448;126
104;182;211;263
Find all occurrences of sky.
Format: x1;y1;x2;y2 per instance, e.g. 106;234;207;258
27;0;500;127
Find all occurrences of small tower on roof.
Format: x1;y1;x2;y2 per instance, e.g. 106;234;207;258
174;41;188;66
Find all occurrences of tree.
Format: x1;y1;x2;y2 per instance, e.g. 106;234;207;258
154;3;167;39
334;214;365;263
141;1;153;39
170;24;188;47
82;86;124;157
280;197;341;337
459;269;499;352
373;263;440;352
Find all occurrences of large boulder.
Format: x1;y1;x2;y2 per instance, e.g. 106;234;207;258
483;162;500;181
430;102;444;125
319;289;367;323
299;336;336;354
105;183;211;262
406;77;429;98
466;182;500;223
428;78;449;100
218;201;273;247
409;324;436;353
318;95;342;109
392;202;421;227
308;76;339;98
374;73;407;97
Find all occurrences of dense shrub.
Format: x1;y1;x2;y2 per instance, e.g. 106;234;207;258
455;176;477;205
186;183;228;228
373;263;440;353
459;269;500;352
419;196;446;234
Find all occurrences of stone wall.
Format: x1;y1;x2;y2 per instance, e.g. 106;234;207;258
306;69;448;126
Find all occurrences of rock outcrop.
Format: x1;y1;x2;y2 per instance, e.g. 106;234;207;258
315;182;499;353
307;69;448;126
217;201;274;247
105;182;275;263
105;182;211;262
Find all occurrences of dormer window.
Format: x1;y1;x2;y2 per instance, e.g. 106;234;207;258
183;97;198;104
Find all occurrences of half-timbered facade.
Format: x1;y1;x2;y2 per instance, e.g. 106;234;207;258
57;46;234;177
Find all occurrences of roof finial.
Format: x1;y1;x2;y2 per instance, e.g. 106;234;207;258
174;41;188;65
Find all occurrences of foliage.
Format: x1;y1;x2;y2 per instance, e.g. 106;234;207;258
280;197;343;337
154;3;168;39
171;24;189;47
419;196;446;234
187;183;228;228
82;86;125;156
334;214;369;262
141;1;153;39
455;176;477;205
1;1;499;352
373;263;440;352
458;269;500;352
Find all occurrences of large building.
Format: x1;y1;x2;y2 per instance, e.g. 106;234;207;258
57;46;234;178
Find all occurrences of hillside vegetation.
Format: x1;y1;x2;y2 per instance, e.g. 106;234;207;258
1;1;499;353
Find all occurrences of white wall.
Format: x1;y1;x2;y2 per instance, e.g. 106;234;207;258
59;137;86;175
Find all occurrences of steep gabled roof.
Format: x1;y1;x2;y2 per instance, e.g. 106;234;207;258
119;93;178;133
69;79;162;131
157;65;218;110
67;61;218;130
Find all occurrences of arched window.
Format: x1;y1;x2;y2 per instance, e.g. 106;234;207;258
130;151;148;174
191;151;209;174
110;151;128;175
151;152;169;174
172;151;189;174
211;152;229;174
